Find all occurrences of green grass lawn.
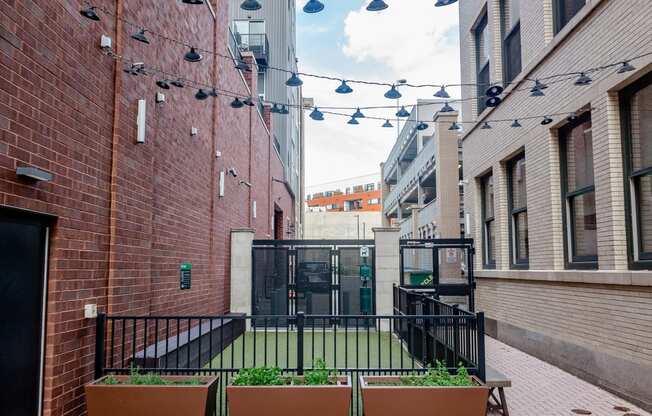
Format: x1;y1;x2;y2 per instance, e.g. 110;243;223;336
208;329;418;371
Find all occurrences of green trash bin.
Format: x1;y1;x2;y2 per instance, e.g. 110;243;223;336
360;287;373;314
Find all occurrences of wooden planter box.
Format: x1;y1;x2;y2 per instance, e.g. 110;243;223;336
360;375;489;416
85;375;219;416
227;375;352;416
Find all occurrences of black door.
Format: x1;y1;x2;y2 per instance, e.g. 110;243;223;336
0;209;49;416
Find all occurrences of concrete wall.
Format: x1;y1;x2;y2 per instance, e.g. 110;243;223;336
458;0;652;409
303;211;382;240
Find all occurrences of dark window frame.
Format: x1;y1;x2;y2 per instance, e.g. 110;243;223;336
620;71;652;269
481;172;496;269
553;0;586;35
474;14;490;115
559;112;598;269
500;0;522;85
506;153;529;269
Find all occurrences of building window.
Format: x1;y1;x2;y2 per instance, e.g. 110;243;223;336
554;0;586;34
475;14;490;115
507;154;528;267
481;172;496;268
257;71;265;99
621;72;652;268
560;112;597;268
501;0;522;84
368;198;380;205
365;183;375;192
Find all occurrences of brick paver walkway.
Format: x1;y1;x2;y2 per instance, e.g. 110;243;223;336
486;337;650;416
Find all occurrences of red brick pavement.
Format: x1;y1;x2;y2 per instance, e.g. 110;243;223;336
486;337;650;416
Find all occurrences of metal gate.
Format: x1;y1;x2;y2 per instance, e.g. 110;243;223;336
252;240;375;321
399;239;476;311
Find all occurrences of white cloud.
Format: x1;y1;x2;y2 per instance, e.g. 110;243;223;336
301;1;461;188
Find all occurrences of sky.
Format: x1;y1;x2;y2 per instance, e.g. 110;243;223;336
296;1;461;189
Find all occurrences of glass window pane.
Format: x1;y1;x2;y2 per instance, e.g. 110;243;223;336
630;82;652;172
635;175;652;254
514;211;529;261
486;220;496;263
504;0;520;30
556;0;586;33
483;174;494;219
565;118;594;191
504;25;521;83
570;192;597;258
510;157;526;210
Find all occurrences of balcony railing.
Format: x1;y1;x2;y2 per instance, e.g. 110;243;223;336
384;138;437;214
233;33;269;66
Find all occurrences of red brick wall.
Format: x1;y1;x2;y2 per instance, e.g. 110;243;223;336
0;0;294;415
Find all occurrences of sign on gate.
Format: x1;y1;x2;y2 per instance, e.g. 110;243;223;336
360;246;370;258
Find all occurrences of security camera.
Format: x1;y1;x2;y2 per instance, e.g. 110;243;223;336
228;168;238;178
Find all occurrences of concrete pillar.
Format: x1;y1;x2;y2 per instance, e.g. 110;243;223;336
373;227;401;331
230;229;255;318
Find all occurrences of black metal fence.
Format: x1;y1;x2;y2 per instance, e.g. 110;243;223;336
252;240;376;320
400;239;476;311
94;307;485;416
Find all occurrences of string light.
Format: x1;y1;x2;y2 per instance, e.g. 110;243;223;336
435;0;458;6
195;89;209;100
303;0;325;13
80;4;652;103
396;106;410;118
366;0;389;12
130;28;149;44
335;81;353;94
80;6;100;21
286;73;303;87
382;120;394;128
449;122;461;131
184;47;202;63
511;119;522;128
434;86;450;99
352;108;365;118
182;0;204;4
617;61;636;74
541;116;553;125
230;98;244;109
240;0;262;11
574;72;592;86
440;102;455;113
481;122;492;129
384;85;402;100
530;80;547;97
416;122;429;131
170;79;185;88
156;79;171;89
310;108;324;120
348;117;360;125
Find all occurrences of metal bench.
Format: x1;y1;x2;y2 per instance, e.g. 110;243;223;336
485;366;512;416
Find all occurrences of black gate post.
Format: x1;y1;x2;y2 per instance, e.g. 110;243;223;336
296;312;304;375
94;313;106;380
476;312;486;382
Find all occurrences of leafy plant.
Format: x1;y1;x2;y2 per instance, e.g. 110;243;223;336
232;360;338;386
398;361;474;387
100;366;203;386
231;367;285;386
301;359;337;385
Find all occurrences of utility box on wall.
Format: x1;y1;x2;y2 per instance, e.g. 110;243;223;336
180;262;192;290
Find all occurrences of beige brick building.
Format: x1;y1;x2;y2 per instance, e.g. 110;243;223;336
458;0;652;409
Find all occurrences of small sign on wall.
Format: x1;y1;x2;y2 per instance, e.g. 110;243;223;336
180;262;192;290
360;246;370;258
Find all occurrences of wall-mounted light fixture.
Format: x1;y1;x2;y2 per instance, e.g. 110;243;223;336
16;167;53;182
155;92;165;103
191;127;199;137
136;99;146;143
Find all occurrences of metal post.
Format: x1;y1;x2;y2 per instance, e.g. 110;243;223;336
94;313;106;380
476;312;486;382
296;312;304;375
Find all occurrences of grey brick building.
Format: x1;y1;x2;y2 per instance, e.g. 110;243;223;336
458;0;652;409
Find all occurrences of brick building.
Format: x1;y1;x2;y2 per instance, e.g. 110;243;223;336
0;1;295;415
458;0;652;409
307;187;382;213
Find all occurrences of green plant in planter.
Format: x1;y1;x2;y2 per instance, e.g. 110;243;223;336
399;361;475;387
232;360;338;386
231;367;285;386
100;366;203;385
